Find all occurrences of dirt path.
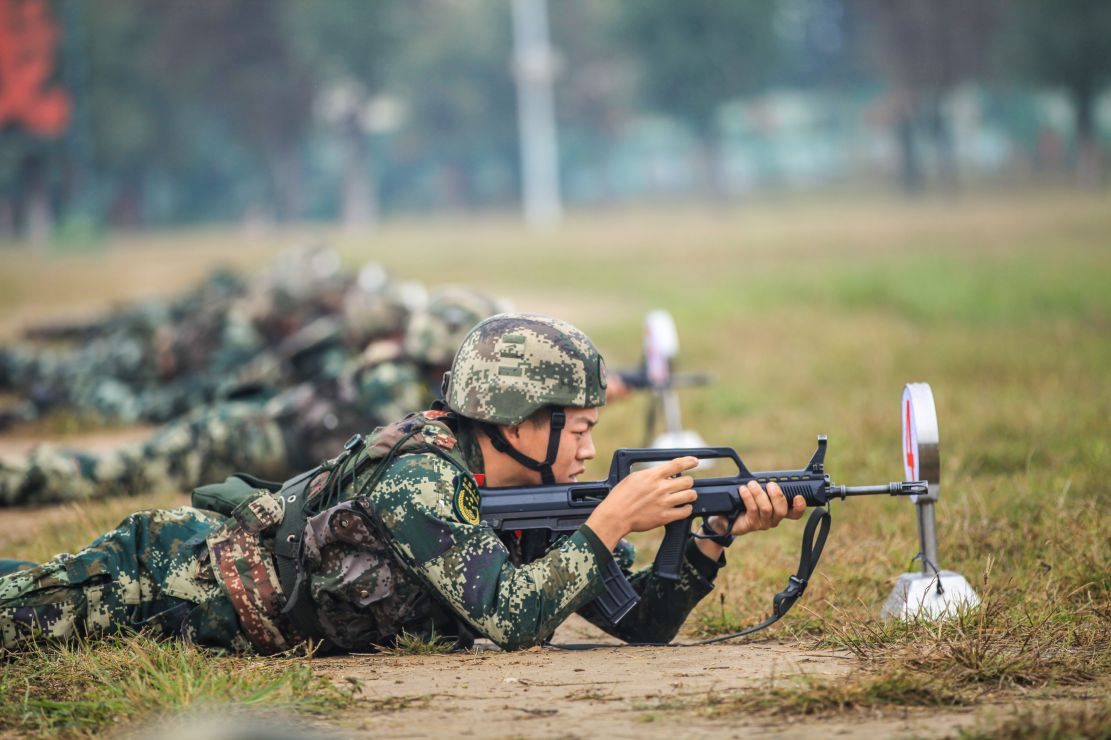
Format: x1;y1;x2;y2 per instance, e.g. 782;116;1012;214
312;617;987;739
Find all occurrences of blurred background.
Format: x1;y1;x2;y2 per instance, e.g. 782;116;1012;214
0;0;1108;243
0;10;1109;730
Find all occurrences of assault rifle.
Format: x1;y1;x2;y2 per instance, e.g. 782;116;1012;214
479;436;925;627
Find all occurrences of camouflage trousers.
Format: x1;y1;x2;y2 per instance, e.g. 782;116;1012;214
0;507;247;651
0;560;35;576
0;342;230;426
0;400;291;507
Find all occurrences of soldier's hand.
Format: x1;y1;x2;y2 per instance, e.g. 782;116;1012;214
730;481;805;537
585;456;698;550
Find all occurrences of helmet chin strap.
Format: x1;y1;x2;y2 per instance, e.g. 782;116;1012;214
482;410;566;485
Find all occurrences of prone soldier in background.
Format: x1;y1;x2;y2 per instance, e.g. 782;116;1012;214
0;246;373;427
0;286;502;508
0;314;801;654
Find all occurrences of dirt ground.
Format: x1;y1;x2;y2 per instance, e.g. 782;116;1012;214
313;624;991;739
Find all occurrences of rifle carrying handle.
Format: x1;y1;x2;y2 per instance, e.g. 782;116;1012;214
653;518;691;580
612;446;747;480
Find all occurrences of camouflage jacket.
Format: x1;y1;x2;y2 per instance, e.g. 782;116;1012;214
265;342;428;470
270;410;724;652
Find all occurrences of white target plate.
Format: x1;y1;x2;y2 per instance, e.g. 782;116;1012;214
902;383;940;502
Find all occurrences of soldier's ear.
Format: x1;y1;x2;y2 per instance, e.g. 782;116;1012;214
504;423;523;441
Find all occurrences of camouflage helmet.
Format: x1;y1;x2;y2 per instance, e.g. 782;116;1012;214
444;313;608;425
343;266;427;345
404;286;504;367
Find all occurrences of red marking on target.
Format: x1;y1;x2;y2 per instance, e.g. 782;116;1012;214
904;398;915;474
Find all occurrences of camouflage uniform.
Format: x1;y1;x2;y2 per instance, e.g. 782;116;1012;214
0;269;248;425
0;507;247;650
0;412;721;652
0;348;426;507
0;251;401;427
1;314;723;652
0;287;498;508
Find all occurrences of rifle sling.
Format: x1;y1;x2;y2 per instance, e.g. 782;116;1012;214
550;505;832;649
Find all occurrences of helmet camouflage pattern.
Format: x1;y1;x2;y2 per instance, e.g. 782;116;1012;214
444;313;607;425
404;286;504;367
343;267;427;345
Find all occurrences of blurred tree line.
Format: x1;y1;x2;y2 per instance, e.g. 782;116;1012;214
0;0;1108;241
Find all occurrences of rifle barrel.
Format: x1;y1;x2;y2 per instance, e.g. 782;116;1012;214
832;482;926;497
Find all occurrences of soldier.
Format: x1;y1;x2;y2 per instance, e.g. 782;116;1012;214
0;287;502;508
0;314;803;653
0;247;370;428
0;268;249;426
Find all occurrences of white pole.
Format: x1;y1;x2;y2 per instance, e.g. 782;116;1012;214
512;0;562;228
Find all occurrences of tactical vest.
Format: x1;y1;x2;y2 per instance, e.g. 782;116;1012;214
197;410;472;654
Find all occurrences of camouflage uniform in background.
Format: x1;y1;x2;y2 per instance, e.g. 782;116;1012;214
0;287;500;508
0;248;397;427
1;314;721;653
0;346;424;507
0;269;248;425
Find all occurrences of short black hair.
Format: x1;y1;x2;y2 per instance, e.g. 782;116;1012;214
523;406;553;429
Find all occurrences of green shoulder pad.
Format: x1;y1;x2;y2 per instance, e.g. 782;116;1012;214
192;473;281;516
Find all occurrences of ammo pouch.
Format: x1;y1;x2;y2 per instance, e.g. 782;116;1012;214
193;473;283;516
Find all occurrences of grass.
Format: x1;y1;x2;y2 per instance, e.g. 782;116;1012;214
704;670;970;717
0;634;354;736
1;188;1109;731
959;697;1111;739
374;628;457;656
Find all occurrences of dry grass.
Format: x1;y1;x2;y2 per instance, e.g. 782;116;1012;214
1;188;1109;730
959;697;1111;739
0;634;354;736
374;629;457;656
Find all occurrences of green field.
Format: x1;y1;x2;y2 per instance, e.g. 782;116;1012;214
1;189;1109;735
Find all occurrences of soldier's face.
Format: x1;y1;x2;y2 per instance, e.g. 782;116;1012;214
512;406;598;483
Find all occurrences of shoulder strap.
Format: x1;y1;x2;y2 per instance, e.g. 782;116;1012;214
271;467;329;641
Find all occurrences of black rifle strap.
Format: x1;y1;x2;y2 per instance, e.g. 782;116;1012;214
548;505;832;650
690;505;831;645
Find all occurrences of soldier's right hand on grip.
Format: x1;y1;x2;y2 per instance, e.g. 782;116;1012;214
584;456;699;550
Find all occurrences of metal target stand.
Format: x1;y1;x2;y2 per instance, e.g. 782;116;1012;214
881;383;980;620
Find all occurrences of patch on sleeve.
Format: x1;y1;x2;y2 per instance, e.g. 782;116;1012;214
452;474;481;526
